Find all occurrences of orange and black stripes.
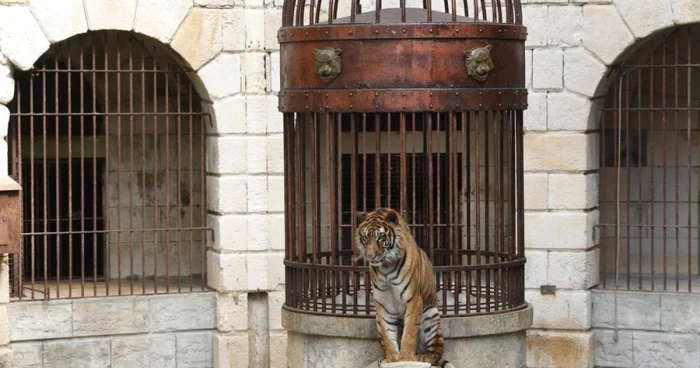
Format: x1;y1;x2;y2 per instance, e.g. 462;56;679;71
355;208;451;367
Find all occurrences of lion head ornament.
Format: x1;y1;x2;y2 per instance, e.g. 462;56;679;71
313;48;342;83
464;45;494;83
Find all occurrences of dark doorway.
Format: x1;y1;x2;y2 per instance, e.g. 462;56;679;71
21;159;105;279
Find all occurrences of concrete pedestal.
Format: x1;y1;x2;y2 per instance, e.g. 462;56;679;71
283;304;533;368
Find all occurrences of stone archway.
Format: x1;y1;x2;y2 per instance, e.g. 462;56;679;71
0;1;264;367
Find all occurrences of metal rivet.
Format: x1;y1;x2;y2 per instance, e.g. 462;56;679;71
402;93;406;96
349;93;353;96
429;92;433;96
479;92;483;95
456;104;459;108
326;93;329;97
479;28;483;32
305;32;309;36
305;93;309;97
402;104;406;108
429;29;433;33
499;103;502;107
455;28;459;33
376;105;379;108
455;92;460;96
429;104;433;108
402;29;407;33
350;104;353;108
374;92;379;97
479;103;483;107
349;30;353;35
326;105;329;108
305;106;309;109
498;91;502;95
325;31;329;35
375;30;379;34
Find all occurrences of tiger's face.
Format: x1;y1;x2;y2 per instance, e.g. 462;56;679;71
313;48;342;83
355;208;404;267
465;45;494;82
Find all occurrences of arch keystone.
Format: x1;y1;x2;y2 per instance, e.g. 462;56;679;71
134;0;194;44
85;0;138;31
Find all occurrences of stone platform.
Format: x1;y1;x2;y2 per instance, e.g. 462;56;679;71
283;304;533;368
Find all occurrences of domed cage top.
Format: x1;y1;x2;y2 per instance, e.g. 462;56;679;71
279;0;527;317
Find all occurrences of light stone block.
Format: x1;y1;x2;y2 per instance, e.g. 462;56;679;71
673;0;700;25
269;288;285;330
214;334;249;368
111;335;177;368
0;305;7;345
10;342;42;368
207;251;248;291
149;293;216;332
217;291;248;332
660;293;700;333
244;53;267;94
247;253;268;290
72;297;149;336
270;331;288;368
0;56;14;104
548;173;598;210
524;211;596;250
8;300;72;341
267;135;284;174
523;133;597;172
0;347;12;368
211;214;248;252
268;252;285;290
176;331;215;368
44;339;111;368
592;291;661;330
525;290;590;330
522;6;547;47
134;0;193;43
268;176;284;213
547;249;599;289
532;48;563;91
207;175;247;214
268;214;285;251
29;0;87;43
564;47;607;98
247;176;268;213
172;8;223;71
547;92;593;131
526;330;594;368
265;8;283;51
198;53;242;100
0;6;50;70
207;136;247;174
247;95;268;133
0;0;27;3
633;331;699;367
581;5;634;65
525;49;532;89
248;215;269;251
547;5;582;47
223;9;245;51
0;254;9;304
245;9;265;51
196;0;235;6
270;54;282;94
524;173;548;210
212;96;246;134
84;0;138;31
247;136;268;174
594;329;633;367
524;249;548;289
523;92;546;132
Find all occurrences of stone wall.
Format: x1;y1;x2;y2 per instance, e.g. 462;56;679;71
0;0;700;367
593;290;700;367
9;293;215;367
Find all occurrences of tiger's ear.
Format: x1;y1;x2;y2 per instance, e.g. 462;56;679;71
385;210;399;225
356;211;367;223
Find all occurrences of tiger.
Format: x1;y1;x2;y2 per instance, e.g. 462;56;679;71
355;207;454;368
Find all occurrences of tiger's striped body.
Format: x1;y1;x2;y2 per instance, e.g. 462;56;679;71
355;208;452;367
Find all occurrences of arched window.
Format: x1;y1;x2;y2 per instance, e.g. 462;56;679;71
7;31;209;300
599;25;700;292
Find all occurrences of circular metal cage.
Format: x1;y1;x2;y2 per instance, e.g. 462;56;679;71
279;0;527;317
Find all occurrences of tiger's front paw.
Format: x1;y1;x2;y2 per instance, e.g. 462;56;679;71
397;352;417;361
